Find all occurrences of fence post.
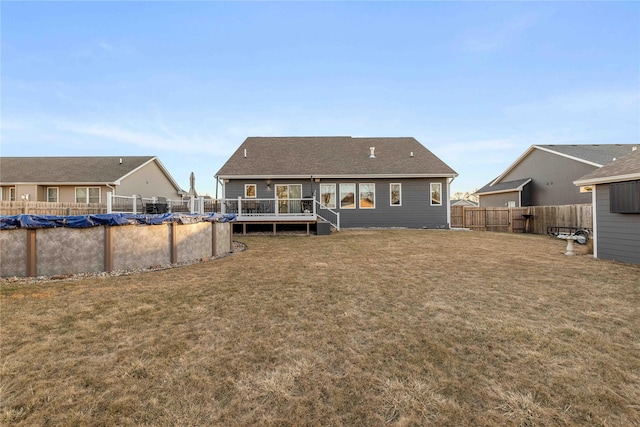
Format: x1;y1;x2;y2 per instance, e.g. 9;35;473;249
199;196;204;214
189;196;195;214
237;196;242;216
170;222;177;264
212;222;218;257
26;229;37;277
106;192;112;214
133;195;138;214
104;226;113;272
461;207;466;228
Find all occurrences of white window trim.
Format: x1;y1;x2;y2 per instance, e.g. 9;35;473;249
244;184;257;198
339;183;356;209
320;183;337;209
390;183;402;206
430;182;442;206
47;187;59;203
274;184;302;199
359;183;376;209
75;187;101;203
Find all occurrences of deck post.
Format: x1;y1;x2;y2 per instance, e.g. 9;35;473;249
106;192;112;214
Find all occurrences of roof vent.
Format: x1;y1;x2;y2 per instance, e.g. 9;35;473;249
119;158;123;164
410;151;414;158
633;146;638;151
244;149;247;158
369;147;376;159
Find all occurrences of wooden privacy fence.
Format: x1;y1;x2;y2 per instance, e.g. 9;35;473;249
451;204;592;235
0;201;106;216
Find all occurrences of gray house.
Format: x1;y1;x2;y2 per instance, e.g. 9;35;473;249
215;137;458;229
476;144;639;207
574;149;640;265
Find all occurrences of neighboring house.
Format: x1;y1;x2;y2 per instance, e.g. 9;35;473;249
0;156;186;203
475;144;639;207
450;199;478;207
574;148;640;265
215;136;458;229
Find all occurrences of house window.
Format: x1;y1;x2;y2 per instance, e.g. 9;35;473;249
359;183;375;209
75;187;101;203
320;183;336;209
390;183;402;206
47;187;59;202
245;184;257;198
275;184;302;214
430;183;442;206
339;183;356;209
9;187;16;201
610;180;640;213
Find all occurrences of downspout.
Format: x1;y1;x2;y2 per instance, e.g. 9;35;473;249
447;176;456;228
105;183;116;214
310;175;314;198
591;185;598;259
216;176;225;213
106;182;116;195
216;176;225;200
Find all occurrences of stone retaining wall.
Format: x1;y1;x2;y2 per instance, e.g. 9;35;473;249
0;222;233;278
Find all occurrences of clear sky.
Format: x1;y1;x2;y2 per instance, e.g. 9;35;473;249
2;1;639;198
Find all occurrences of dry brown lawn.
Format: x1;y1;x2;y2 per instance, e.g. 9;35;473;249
1;230;639;426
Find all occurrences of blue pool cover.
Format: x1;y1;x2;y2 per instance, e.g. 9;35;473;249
0;213;236;230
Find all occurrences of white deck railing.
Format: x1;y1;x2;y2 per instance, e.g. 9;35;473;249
107;193;219;215
315;200;340;231
107;193;339;230
221;197;316;219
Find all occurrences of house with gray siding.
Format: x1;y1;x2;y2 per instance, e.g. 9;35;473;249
476;144;639;207
574;148;640;265
215;137;457;230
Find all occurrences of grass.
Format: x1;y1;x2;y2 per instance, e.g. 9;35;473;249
1;229;639;426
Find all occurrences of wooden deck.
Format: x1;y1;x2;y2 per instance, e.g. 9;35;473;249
234;215;318;235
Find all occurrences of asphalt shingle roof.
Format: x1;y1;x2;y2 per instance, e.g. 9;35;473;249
475;178;532;195
216;137;457;177
575;149;640;184
0;156;156;184
537;144;638;166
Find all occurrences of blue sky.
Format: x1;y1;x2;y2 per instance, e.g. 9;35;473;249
2;1;639;197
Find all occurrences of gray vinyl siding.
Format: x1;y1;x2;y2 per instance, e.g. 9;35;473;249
316;178;449;229
479;191;521;207
502;149;595;206
595;184;640;265
224;178;450;229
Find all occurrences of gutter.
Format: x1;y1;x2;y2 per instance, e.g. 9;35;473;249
106;182;117;195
